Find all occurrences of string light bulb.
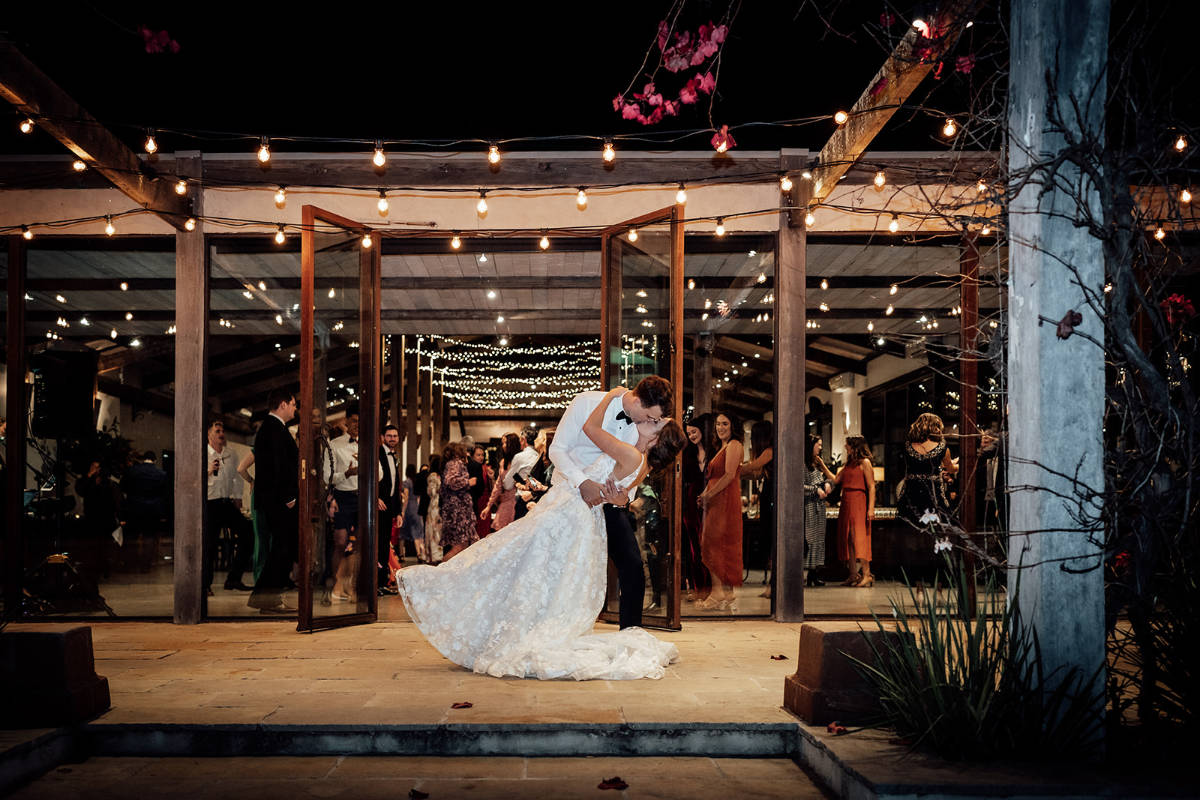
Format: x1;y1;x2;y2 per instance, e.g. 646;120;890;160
257;137;271;163
487;144;501;165
72;160;86;172
362;233;373;249
942;118;958;138
873;170;887;189
820;278;829;290
174;179;188;195
184;217;196;231
478;253;488;263
120;282;129;291
274;225;286;245
539;233;550;250
889;283;899;295
888;215;900;233
801;170;813;180
21;226;32;240
714;218;726;237
676;183;687;204
377;190;389;215
867;321;875;332
805;209;816;227
258;281;267;291
144;132;158;154
19;117;33;134
496;314;505;324
372;141;387;167
886;304;894;315
602;140;616;163
1175;134;1188;152
976;179;987;193
104;216;115;236
981;225;992;235
486;289;496;299
1154;226;1166;241
576;187;588;209
834;110;849;125
476;191;488;215
1181;188;1192;204
274;186;287;208
779;173;793;192
451;234;462;250
628;227;638;242
498;337;508;346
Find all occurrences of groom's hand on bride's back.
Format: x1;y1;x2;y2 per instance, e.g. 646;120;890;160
579;479;605;507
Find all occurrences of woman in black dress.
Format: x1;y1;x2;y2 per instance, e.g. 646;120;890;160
897;413;958;526
681;415;714;602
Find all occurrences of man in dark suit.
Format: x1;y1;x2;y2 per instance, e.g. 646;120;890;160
377;424;402;595
248;388;299;614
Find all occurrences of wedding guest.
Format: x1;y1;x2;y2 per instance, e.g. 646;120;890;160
248;389;299;613
75;459;120;580
484;433;521;531
400;463;427;563
438;441;475;561
235;444;266;583
326;411;362;602
741;420;775;598
897;412;958;526
377;425;402;593
681;415;714;602
205;420;253;595
425;455;443;563
827;435;876;588
509;427;541;520
802;433;832;586
697;411;744;611
470;444;494;539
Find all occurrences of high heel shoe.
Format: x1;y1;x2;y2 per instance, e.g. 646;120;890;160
841;573;862;586
850;573;875;588
696;595;722;610
805;574;825;587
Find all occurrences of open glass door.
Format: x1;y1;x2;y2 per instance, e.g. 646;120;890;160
298;207;381;631
599;206;684;630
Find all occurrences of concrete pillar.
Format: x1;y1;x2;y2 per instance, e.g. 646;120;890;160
1007;0;1108;706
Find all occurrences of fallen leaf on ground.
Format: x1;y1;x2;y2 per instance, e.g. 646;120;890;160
826;721;847;735
450;701;473;709
599;776;629;790
770;654;789;660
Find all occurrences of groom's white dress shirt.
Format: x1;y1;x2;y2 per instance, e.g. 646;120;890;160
549;391;639;501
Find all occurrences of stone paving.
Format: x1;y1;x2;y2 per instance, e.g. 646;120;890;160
9;619;808;727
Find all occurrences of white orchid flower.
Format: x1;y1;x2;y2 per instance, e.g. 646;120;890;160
918;509;940;525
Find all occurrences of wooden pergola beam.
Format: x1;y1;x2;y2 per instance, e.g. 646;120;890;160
810;9;970;205
0;39;191;230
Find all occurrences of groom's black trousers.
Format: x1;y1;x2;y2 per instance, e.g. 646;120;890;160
603;504;643;629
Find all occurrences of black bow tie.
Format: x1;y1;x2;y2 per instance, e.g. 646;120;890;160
615;411;632;425
347;438;356;444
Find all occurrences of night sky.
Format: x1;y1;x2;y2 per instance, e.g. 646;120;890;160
1;2;982;158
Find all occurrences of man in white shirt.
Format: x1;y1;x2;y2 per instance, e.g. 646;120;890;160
205;421;253;595
508;427;541;520
549;375;672;629
326;411;363;600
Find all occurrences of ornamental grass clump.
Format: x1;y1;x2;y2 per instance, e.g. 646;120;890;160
849;554;1103;761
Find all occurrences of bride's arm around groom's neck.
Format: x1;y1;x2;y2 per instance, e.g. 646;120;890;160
548;390;602;489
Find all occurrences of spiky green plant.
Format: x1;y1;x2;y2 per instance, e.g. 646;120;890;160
848;553;1103;761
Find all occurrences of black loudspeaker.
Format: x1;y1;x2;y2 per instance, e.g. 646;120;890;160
30;345;99;440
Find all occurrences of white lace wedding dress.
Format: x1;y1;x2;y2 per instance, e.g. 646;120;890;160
397;453;678;680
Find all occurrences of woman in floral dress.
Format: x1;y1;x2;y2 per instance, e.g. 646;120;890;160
439;442;477;561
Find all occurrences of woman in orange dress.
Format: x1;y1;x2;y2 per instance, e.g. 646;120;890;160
832;436;876;587
698;412;744;611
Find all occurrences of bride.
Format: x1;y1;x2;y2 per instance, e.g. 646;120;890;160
397;386;687;680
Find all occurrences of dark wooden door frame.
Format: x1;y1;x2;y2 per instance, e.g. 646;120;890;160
298;206;380;632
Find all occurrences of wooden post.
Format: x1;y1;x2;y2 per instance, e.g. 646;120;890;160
420;354;432;465
405;336;419;470
959;232;980;612
774;153;808;622
431;369;444;449
389;335;402;429
693;333;713;415
173;152;206;624
5;236;27;615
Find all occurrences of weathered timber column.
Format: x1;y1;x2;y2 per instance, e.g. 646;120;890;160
405;336;419;471
959;232;980;537
420;359;432;464
692;333;713;415
774;152;808;621
389;335;402;428
174;151;206;624
5;237;27;615
432;369;445;449
1008;0;1107;705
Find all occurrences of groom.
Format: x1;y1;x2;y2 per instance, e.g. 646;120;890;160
549;375;673;629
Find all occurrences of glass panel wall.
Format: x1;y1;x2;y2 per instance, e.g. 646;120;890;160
681;233;776;617
21;240;176;617
206;238;303;617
